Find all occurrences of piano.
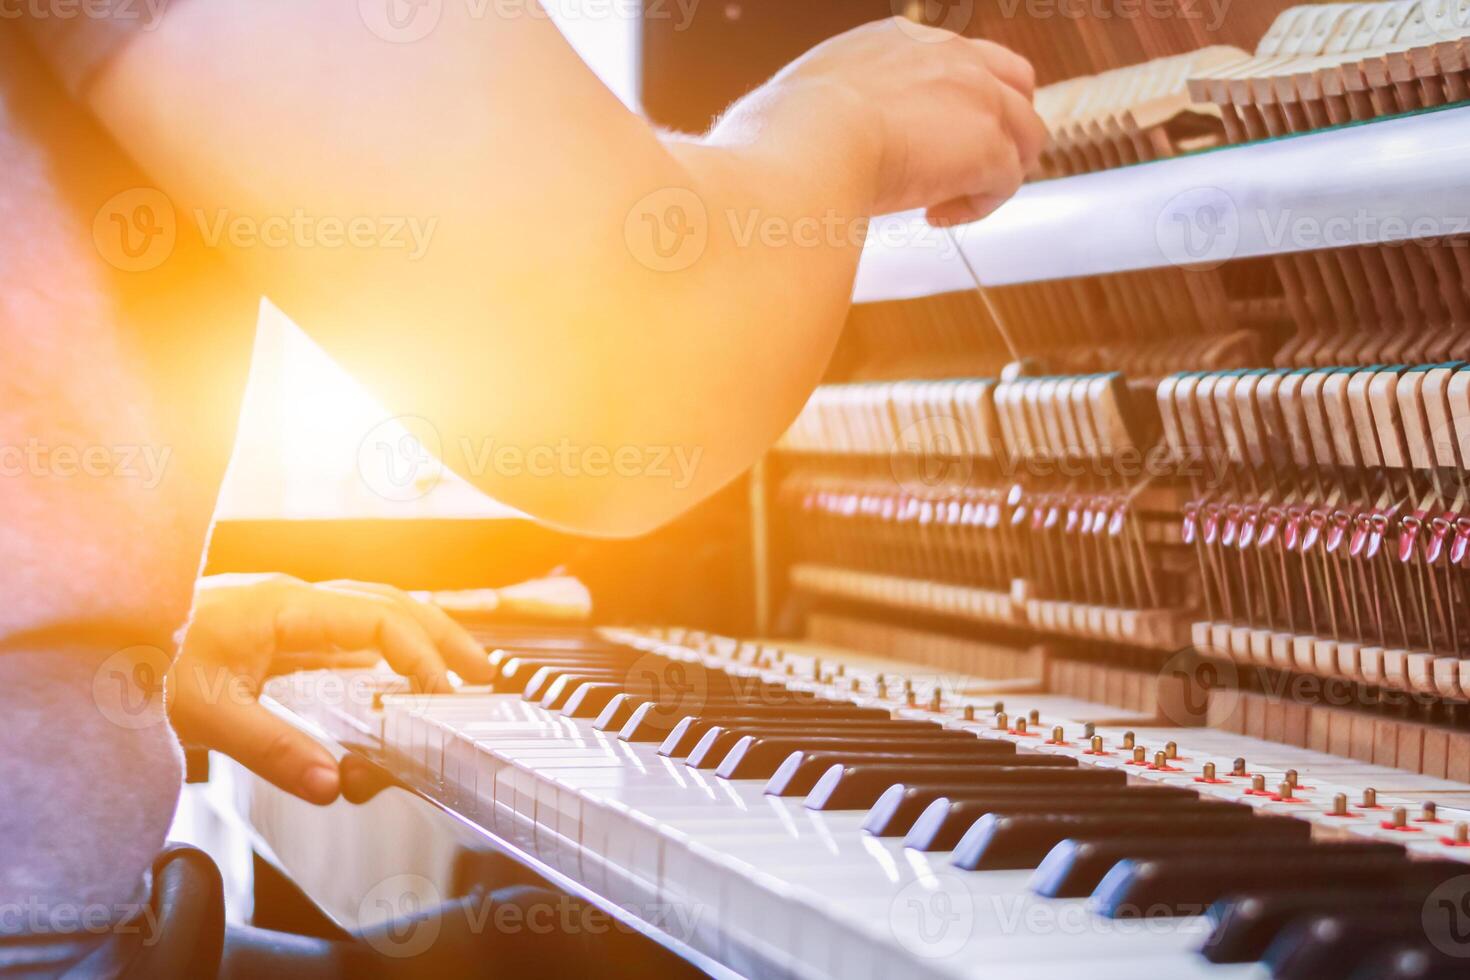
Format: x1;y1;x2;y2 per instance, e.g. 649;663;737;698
199;4;1470;978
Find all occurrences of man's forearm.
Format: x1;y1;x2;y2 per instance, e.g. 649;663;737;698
30;4;1044;536
41;0;875;535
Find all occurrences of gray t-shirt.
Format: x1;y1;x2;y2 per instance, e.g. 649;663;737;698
4;10;253;975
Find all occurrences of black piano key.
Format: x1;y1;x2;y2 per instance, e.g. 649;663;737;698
493;650;639;685
765;742;1028;796
1092;855;1466;919
534;670;635;708
807;763;1127;811
617;701;887;742
860;783;1197;836
1267;911;1446;980
545;666;764;712
717;743;1064;781
713;733;989;778
522;667;627;703
1201;882;1436;964
560;682;634;719
488;642;625;663
906;797;1250;853
592;691;816;732
1035;838;1400;900
1348;943;1470;980
951;812;1307;872
500;660;625;696
664;717;943;760
757;749;1070;793
485;644;625;675
564;679;787;720
593;692;657;731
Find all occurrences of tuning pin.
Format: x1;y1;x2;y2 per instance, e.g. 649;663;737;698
850;678;861;693
1132;746;1147;764
1089;735;1105;755
1014;717;1028;735
1164;741;1178;761
835;663;846;678
929;690;943;713
1083;723;1096;740
1251;774;1266;794
876;679;888;699
1051;726;1065;744
993;701;1005;716
1390;806;1408;829
812;658;822;679
1202;762;1217;781
1232;757;1248;777
785;663;795;676
1278;781;1295;802
1362;788;1377;809
1155;751;1169;769
962;704;975;722
1029;709;1041;725
995;712;1009;731
906;691;917;708
904;679;915;697
1454;823;1469;845
775;649;785;662
1284;769;1299;789
1422;801;1439;823
1329;793;1349;817
1122;731;1136;750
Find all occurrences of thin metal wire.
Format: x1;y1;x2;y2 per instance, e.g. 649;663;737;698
943;223;1021;363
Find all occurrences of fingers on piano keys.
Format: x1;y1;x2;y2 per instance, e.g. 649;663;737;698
1167;361;1470;704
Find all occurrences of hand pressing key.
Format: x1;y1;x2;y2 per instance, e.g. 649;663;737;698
169;573;492;805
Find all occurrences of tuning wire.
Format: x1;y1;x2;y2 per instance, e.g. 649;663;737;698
944;223;1023;365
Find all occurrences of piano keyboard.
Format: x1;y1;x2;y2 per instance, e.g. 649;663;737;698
270;626;1470;980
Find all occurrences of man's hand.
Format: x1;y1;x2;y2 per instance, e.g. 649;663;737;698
712;18;1047;226
169;573;492;805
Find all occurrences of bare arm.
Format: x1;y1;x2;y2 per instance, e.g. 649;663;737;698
64;3;1042;535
